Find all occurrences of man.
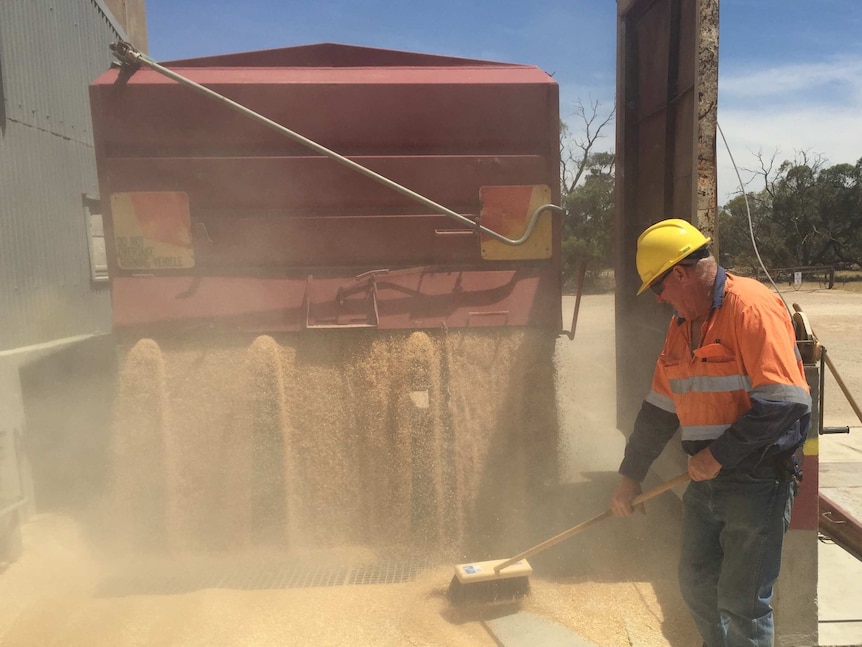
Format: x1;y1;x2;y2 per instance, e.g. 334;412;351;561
610;218;811;647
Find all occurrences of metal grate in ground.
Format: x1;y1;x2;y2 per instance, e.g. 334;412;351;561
98;559;433;597
348;560;427;585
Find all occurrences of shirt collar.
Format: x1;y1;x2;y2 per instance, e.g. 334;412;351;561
712;266;727;309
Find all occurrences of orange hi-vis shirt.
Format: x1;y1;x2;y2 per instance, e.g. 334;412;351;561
639;269;811;472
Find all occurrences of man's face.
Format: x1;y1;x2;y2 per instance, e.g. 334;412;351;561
653;264;698;320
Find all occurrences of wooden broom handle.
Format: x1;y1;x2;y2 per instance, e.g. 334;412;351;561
494;472;690;573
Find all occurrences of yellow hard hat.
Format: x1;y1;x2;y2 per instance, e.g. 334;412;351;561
635;219;711;295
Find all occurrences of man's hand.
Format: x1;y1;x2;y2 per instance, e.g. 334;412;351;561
610;476;644;517
688;447;722;481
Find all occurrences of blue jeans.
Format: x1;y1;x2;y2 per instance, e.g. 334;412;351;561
678;468;793;647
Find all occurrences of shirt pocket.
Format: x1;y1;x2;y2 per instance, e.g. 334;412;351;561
691;343;749;396
693;342;736;365
688;344;749;423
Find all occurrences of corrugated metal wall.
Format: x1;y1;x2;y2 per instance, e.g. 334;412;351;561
0;0;125;350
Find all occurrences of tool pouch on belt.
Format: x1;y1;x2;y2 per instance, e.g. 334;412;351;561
776;451;803;495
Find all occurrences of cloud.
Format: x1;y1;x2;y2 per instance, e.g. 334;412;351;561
716;55;862;204
720;56;862;102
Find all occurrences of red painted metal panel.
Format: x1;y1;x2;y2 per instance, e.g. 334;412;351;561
790;453;819;531
163;43;520;68
90;44;562;332
90;68;557;158
100;156;554;270
191;214;481;269
820;491;862;560
101;156;551;215
111;268;560;333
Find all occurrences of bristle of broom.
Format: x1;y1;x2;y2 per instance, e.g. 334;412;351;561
446;573;531;606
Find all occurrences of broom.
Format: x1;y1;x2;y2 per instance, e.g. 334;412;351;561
446;471;690;605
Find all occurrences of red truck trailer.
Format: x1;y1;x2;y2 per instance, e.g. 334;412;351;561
89;42;567;559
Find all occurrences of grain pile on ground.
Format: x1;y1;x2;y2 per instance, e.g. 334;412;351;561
0;513;700;647
0;515;497;647
520;494;701;646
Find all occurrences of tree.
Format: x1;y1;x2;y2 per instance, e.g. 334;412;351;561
561;152;615;288
719;153;862;271
770;154;824;266
559;99;616;290
561;98;615;194
809;161;862;267
718;192;772;271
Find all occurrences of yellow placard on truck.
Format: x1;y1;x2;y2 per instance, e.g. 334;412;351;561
479;185;553;260
111;191;195;270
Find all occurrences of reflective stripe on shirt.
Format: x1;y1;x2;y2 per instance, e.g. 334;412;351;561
669;374;752;394
645;389;676;413
751;383;811;406
681;423;730;442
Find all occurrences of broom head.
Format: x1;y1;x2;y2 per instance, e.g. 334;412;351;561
446;558;533;606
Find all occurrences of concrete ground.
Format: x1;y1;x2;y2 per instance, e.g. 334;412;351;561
558;286;862;647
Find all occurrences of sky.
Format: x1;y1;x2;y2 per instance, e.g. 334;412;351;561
144;0;862;207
